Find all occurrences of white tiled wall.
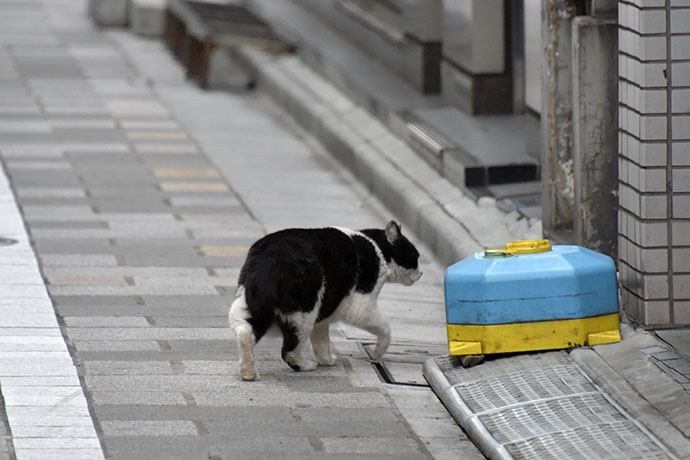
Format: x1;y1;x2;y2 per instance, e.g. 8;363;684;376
618;0;690;326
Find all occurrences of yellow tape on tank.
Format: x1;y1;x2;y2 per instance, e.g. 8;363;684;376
447;313;621;355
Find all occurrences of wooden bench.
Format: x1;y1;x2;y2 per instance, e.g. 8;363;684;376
164;1;294;87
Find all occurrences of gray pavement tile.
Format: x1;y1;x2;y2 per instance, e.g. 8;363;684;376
193;389;391;409
12;56;81;78
295;407;399;423
91;202;174;213
164;341;236;354
321;437;421;455
31;227;189;240
104;436;314;460
81;361;174;376
203;419;412;439
33;240;114;252
115;256;243;268
39;254;118;266
45;266;212;278
280;376;370;394
92;405;293;422
51;295;140;307
655;361;690;383
55;303;227;319
27;220;105;229
63;317;150;327
148;317;230;328
65;327;232;341
4;160;71;171
99;420;198;437
45;273;129;287
90;391;187;406
85;375;245;393
49;285;220;296
652;351;684;361
72;341;161;352
74;350;237;363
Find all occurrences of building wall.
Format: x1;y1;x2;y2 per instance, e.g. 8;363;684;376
618;0;690;326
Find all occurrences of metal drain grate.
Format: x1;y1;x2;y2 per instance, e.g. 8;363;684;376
360;342;429;387
424;352;676;459
505;422;671;460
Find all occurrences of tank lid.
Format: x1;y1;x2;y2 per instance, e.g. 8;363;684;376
483;239;552;258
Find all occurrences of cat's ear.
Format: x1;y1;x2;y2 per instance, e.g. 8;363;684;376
385;220;401;244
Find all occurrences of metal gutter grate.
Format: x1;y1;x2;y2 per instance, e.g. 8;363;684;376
424;352;676;460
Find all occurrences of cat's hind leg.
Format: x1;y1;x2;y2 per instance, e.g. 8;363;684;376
229;288;260;381
311;322;337;366
278;313;318;372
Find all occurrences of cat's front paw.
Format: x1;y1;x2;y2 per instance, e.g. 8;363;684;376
316;354;337;366
371;340;389;360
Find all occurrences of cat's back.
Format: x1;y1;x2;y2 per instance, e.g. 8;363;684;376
246;227;353;260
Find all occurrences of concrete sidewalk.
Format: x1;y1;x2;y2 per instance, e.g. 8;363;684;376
1;1;690;460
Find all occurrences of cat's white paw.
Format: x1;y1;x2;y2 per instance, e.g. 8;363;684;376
371;340;389;360
296;359;318;371
284;352;318;372
240;367;260;381
316;354;337;366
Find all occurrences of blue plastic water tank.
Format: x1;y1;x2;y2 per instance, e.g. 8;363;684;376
445;243;619;326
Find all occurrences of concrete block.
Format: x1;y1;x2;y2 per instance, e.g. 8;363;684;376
128;0;166;36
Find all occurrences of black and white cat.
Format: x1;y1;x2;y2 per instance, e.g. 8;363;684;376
229;220;422;381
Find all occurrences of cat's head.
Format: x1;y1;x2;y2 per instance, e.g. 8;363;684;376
382;220;422;286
